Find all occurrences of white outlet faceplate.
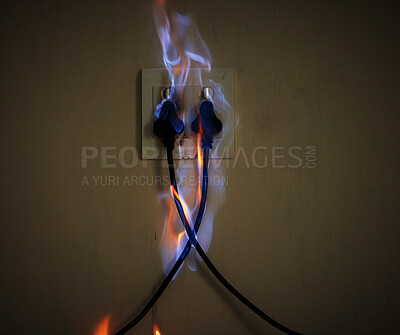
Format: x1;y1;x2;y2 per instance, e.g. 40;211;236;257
141;68;235;160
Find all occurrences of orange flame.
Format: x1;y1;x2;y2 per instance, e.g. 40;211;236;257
153;324;162;335
196;133;203;202
159;191;188;275
170;185;192;228
177;231;186;246
94;314;110;335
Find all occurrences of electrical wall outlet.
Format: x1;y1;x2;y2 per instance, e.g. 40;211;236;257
141;68;235;160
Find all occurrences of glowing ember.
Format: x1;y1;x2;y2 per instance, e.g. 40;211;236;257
94;314;110;335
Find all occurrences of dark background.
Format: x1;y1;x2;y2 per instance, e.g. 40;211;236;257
1;0;399;334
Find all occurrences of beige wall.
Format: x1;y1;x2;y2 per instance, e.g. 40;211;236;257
1;0;399;334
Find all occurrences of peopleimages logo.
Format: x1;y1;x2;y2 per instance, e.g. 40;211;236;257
82;146;317;169
80;145;317;187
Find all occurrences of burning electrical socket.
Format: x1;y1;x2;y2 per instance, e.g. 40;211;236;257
141;68;235;160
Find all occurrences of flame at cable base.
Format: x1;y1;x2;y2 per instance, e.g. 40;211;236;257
153;324;163;335
93;316;163;335
94;315;110;335
154;0;230;275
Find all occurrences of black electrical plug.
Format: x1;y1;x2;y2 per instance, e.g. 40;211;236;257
153;93;184;150
191;88;222;149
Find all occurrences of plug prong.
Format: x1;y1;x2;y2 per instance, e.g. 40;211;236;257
161;86;172;100
201;87;214;100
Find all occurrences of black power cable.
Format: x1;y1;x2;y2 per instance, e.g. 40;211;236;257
114;148;209;335
168;152;303;335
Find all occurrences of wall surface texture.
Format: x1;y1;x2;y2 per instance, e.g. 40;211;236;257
1;0;399;334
